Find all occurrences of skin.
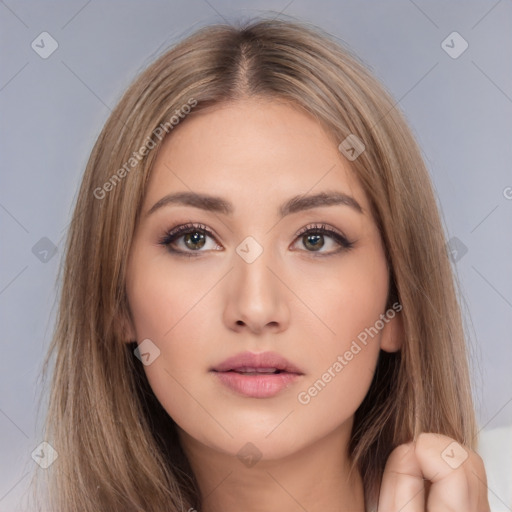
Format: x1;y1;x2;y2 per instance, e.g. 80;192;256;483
124;98;489;511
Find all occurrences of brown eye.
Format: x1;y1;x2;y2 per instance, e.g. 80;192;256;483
293;224;355;255
183;231;206;250
302;233;325;251
159;223;221;256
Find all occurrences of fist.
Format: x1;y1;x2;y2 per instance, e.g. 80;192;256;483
377;432;490;511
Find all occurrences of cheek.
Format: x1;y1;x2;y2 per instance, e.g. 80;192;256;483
293;242;389;354
126;252;223;340
291;245;389;416
126;257;227;440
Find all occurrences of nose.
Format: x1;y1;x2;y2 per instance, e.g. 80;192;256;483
222;245;290;335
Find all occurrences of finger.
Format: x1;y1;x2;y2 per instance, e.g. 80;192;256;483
414;433;490;512
377;442;425;512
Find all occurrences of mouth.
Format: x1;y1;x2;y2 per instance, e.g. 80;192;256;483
211;351;303;374
211;352;303;398
223;367;288;376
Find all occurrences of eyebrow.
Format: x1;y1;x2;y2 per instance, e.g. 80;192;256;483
146;190;364;218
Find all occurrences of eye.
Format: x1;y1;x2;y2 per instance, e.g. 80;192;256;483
158;223;221;257
159;222;355;257
292;223;355;255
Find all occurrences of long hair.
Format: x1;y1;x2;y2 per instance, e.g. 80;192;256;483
31;18;477;511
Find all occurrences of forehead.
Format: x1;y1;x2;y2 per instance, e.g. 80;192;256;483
144;99;370;214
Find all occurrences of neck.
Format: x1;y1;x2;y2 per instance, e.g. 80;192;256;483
177;425;366;512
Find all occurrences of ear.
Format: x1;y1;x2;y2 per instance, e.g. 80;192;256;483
379;307;404;353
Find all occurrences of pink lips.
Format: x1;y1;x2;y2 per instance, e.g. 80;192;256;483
211;351;303;398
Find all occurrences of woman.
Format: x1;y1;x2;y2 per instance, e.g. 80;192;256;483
33;18;489;511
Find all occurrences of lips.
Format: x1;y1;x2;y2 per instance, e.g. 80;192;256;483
211;351;303;398
227;367;282;375
211;351;303;375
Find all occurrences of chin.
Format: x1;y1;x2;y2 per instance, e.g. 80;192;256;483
179;411;331;465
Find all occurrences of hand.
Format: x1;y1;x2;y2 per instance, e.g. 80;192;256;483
377;432;490;511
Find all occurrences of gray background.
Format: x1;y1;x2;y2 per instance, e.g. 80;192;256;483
1;1;511;510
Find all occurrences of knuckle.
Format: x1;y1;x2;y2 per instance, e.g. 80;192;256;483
386;441;414;466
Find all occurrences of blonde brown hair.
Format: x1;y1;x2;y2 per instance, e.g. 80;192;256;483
32;18;477;511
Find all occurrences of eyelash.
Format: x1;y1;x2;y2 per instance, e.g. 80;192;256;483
158;222;355;258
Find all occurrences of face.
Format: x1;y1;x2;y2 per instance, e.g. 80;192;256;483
125;98;402;462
